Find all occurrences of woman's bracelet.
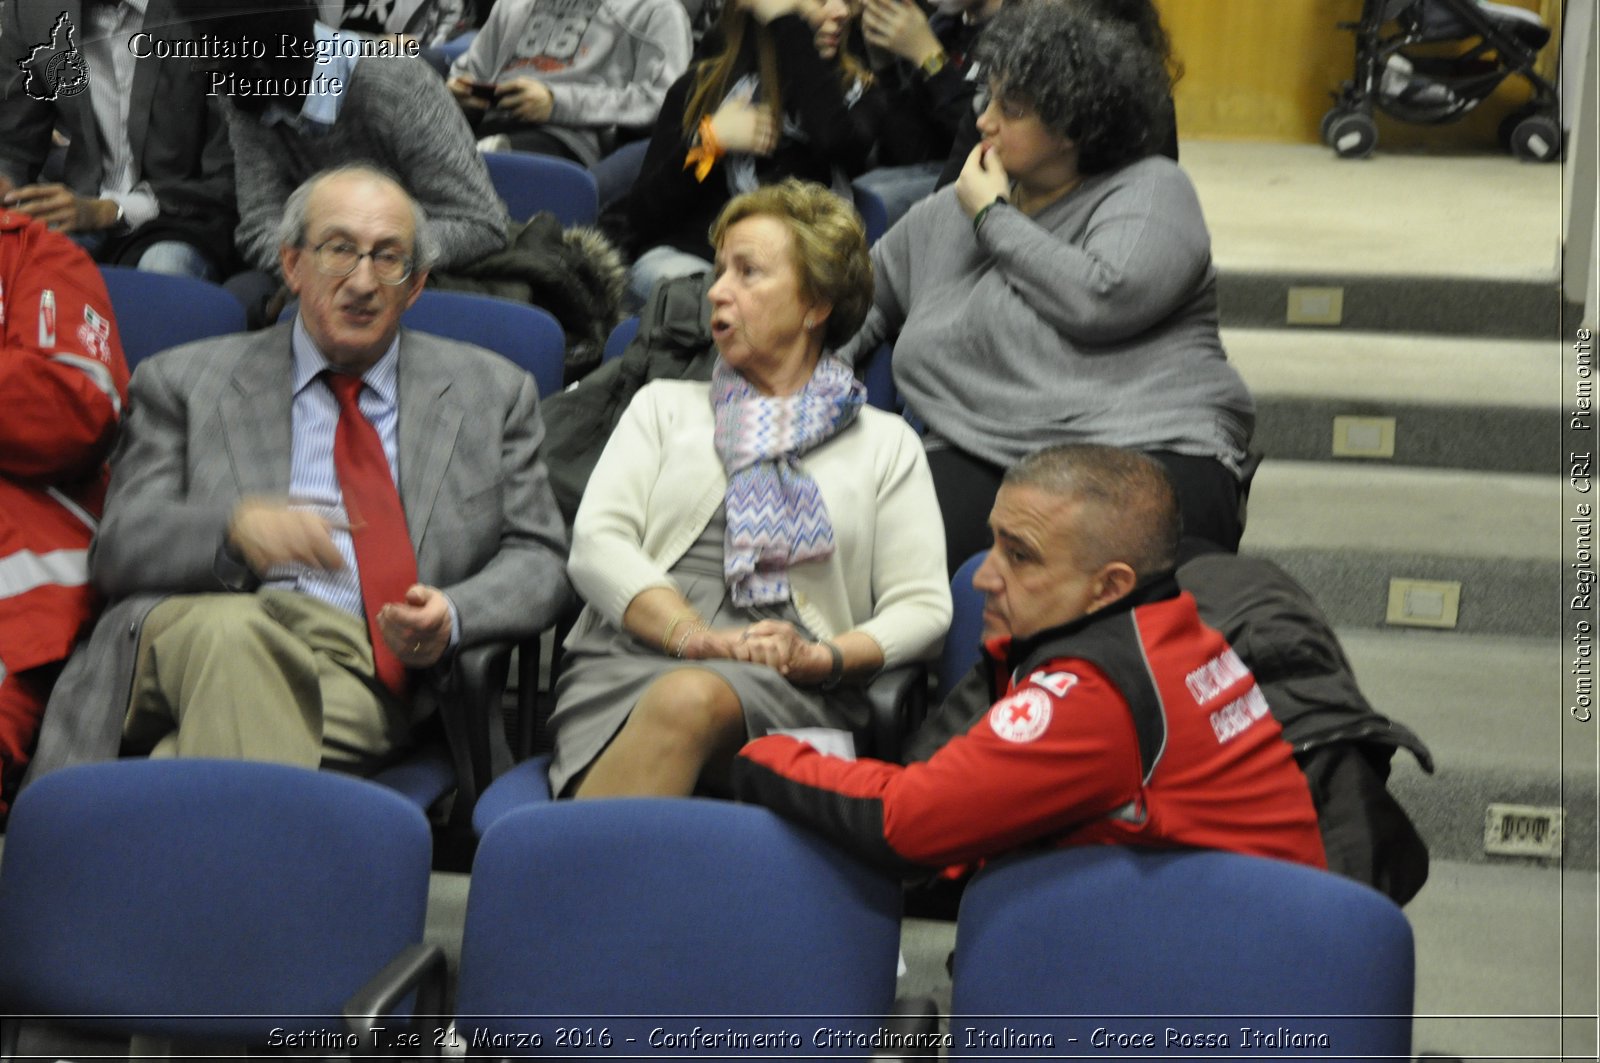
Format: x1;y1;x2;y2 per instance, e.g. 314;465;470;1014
817;640;845;690
661;609;698;652
972;195;1007;234
672;621;708;659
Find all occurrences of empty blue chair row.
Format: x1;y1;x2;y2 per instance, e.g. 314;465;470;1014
0;762;908;1056
0;761;1414;1059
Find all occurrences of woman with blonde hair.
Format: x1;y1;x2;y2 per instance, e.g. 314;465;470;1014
551;179;950;798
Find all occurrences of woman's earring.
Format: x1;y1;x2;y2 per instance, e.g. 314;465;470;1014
804;316;815;331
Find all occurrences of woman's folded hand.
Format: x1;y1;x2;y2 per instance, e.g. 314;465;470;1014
733;619;832;683
679;625;747;661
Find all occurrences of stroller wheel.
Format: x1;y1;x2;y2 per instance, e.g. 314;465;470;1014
1497;104;1537;152
1320;107;1349;146
1328;111;1378;159
1508;112;1563;163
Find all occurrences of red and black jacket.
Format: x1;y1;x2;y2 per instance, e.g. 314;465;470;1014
732;575;1328;878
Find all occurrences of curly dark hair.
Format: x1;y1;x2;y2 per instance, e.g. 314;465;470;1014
972;0;1170;175
1080;0;1183;84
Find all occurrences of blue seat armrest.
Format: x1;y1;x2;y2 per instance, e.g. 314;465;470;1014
436;640;514;826
865;664;928;763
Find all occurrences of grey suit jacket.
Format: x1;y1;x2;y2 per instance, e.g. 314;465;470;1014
25;323;572;785
0;0;237;269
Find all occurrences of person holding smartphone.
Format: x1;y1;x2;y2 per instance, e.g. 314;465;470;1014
446;0;692;166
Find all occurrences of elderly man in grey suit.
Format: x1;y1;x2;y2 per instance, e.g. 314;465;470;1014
26;164;570;782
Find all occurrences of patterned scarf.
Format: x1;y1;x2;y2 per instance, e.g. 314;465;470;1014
713;354;865;606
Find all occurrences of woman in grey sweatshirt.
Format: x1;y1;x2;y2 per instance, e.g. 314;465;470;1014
840;0;1254;571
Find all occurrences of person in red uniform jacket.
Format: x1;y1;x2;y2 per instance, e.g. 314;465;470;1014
732;444;1327;877
0;209;129;816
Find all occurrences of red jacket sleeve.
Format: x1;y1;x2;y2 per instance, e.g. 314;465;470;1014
0;212;129;484
730;664;1144;875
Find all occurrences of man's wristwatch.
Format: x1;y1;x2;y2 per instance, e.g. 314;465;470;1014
212;533;260;593
918;49;948;79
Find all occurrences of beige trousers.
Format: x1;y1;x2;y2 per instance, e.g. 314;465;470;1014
123;590;411;769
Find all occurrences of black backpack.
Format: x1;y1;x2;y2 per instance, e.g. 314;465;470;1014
540;272;717;523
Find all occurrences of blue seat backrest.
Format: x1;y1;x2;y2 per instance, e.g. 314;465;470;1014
99;266;246;371
0;759;433;1041
483;150;600;227
951;845;1414;1058
938;551;988;701
458;798;903;1046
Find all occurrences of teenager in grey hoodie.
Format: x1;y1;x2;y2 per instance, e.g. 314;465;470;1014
448;0;693;165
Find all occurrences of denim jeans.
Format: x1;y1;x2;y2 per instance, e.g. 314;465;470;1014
625;245;712;312
135;240;218;281
592;139;650;211
76;232;217;282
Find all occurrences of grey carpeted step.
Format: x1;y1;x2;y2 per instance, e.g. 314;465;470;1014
1217;270;1572;339
1177;140;1567;341
899;917;956;1016
1227;330;1563;474
1391;760;1595;870
1406;859;1596;1063
1338;628;1592;869
1241;462;1562;637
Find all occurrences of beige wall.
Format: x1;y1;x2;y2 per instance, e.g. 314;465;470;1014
1157;0;1564;145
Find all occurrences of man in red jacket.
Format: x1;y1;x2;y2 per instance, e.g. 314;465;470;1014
0;209;129;815
733;444;1327;877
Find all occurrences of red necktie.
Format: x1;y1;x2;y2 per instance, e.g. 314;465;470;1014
327;372;418;697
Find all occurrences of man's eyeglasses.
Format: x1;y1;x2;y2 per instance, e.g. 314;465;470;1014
309;240;415;284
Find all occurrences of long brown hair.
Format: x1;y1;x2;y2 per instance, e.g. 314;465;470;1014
681;3;872;136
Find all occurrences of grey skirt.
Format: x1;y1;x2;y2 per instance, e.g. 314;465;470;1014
546;513;869;795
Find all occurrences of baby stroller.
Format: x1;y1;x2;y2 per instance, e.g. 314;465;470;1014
1322;0;1561;161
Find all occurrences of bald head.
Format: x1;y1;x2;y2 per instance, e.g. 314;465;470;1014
277;165;438;272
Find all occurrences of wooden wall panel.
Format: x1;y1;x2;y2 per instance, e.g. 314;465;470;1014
1155;0;1563;146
